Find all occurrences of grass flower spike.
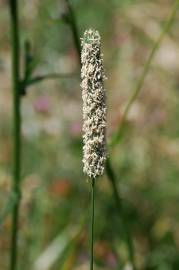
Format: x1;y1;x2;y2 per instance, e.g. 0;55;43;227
81;29;107;179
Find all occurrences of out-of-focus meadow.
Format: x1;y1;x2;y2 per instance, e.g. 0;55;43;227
1;0;179;269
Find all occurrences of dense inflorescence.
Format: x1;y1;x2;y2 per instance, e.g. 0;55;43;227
81;29;107;179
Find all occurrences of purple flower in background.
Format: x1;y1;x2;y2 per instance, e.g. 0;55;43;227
106;252;118;268
70;122;81;137
34;96;50;114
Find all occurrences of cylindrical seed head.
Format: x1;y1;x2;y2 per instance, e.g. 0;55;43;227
81;29;107;179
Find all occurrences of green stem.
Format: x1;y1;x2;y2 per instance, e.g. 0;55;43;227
106;159;137;270
22;72;76;87
90;178;95;270
110;0;179;147
9;0;21;270
65;0;81;64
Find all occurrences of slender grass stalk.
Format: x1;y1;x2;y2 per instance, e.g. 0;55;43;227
81;30;106;269
110;0;179;147
90;178;95;270
65;0;135;266
9;0;21;269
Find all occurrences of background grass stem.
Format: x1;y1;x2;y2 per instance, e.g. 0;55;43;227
65;0;81;65
110;0;179;147
106;158;137;270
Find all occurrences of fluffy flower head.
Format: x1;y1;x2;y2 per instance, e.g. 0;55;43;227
81;29;107;178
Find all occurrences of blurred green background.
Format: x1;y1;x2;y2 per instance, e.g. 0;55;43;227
1;0;179;269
